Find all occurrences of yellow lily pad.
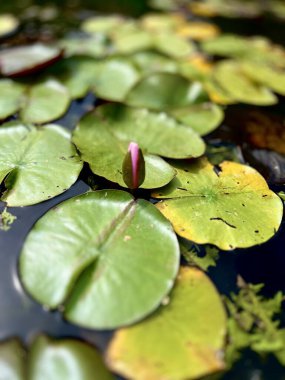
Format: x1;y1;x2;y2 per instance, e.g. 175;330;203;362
107;266;226;380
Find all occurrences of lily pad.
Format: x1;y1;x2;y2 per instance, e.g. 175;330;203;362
20;79;71;124
82;15;124;34
213;61;277;105
107;266;227;380
240;61;285;96
0;339;25;380
126;73;208;110
0;122;82;206
20;190;180;329
0;44;63;78
140;12;185;32
0;14;19;39
93;58;140;101
29;335;114;380
112;29;153;54
73;104;204;187
177;21;220;40
47;56;101;99
152;158;283;250
170;103;224;136
131;51;178;74
154;33;195;59
0;79;25;120
0;335;114;380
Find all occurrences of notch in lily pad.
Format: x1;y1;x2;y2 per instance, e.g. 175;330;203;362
122;142;145;189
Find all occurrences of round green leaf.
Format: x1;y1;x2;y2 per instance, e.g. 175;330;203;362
60;36;109;59
0;14;19;39
0;79;25;120
73;104;204;187
20;190;180;329
20;79;71;124
131;51;178;75
93;58;140;101
0;339;25;380
153;158;283;250
240;61;285;96
169;102;224;136
82;15;124;34
112;30;153;54
107;266;227;380
29;335;114;380
0;335;114;380
126;73;208;110
0;44;63;77
154;33;195;59
213;61;277;106
0;122;82;206
47;56;101;99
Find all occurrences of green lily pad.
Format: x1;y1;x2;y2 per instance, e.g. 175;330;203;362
0;44;63;77
240;61;285;96
0;339;25;380
60;35;109;59
20;190;180;329
73;104;204;187
107;266;227;380
201;34;285;68
112;29;153;54
152;158;283;250
0;14;19;39
82;15;124;34
0;335;114;380
93;58;140;101
140;12;185;32
213;61;277;105
47;56;101;99
154;33;195;59
131;51;178;74
170;103;224;136
0;79;25;120
29;335;114;380
126;73;208;110
20;79;71;124
0;122;82;206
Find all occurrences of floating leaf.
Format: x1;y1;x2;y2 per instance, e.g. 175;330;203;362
177;21;220;40
213;61;277;105
73;104;204;187
140;12;185;32
131;51;178;74
93;58;140;101
112;29;153;54
0;122;82;206
152;158;283;250
203;78;236;105
82;15;124;34
0;79;25;120
20;79;71;124
73;105;201;188
201;35;285;68
126;73;208;110
154;33;195;59
0;44;63;78
0;335;114;380
47;56;101;99
60;35;109;59
107;266;226;380
240;61;285;96
29;335;115;380
0;339;25;380
20;190;179;329
170;103;224;136
0;14;19;39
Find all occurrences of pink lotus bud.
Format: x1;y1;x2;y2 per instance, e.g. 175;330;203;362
122;142;145;189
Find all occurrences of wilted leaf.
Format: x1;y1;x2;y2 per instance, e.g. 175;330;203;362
0;122;82;206
126;73;208;110
20;190;179;329
153;158;283;250
0;44;63;77
213;60;277;105
20;79;71;124
107;266;226;380
0;79;25;120
170;102;224;136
